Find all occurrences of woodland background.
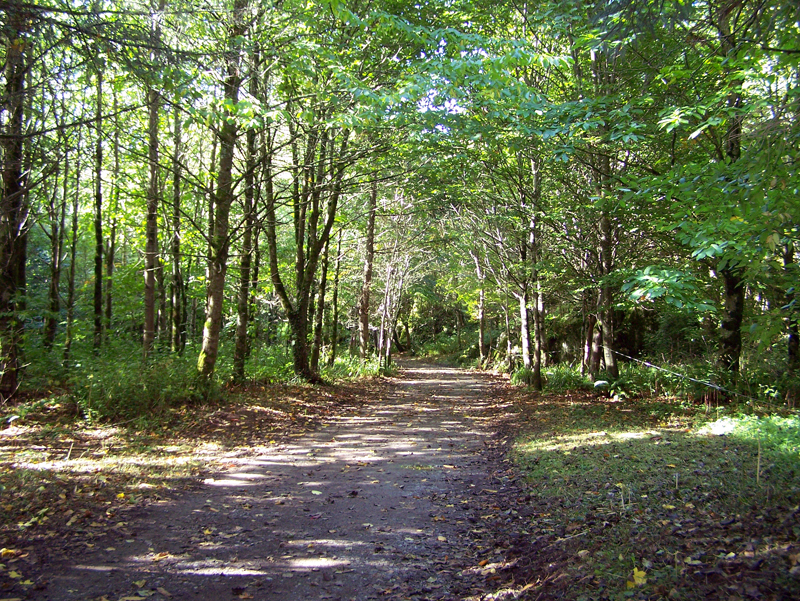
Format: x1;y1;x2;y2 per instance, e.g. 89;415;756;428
1;0;799;417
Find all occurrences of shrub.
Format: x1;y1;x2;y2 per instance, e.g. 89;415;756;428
511;367;537;387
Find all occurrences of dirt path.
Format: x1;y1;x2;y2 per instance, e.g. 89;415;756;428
18;361;530;601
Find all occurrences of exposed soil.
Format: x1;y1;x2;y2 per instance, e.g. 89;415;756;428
1;360;535;601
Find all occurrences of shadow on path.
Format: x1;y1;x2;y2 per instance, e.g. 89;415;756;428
29;361;523;601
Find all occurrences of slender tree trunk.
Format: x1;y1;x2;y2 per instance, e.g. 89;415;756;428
535;279;545;366
0;7;29;396
358;180;378;360
377;265;394;367
105;89;120;343
597;212;618;378
93;71;104;350
44;162;65;349
519;288;531;369
171;108;184;353
105;221;116;339
198;0;249;381
590;323;603;378
532;282;544;388
716;5;746;378
311;239;329;370
157;255;167;338
249;222;261;345
786;244;799;371
503;290;513;370
233;64;258;380
328;231;342;366
63;129;82;368
143;81;159;357
582;310;596;377
470;252;487;364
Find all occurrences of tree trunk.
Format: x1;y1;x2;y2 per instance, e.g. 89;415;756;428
719;265;744;375
471;252;487;364
328;231;342;366
44;160;66;349
598;212;619;378
105;89;120;343
0;5;29;396
170;107;185;353
233;56;258;381
105;221;116;340
143;1;165;357
358;180;378;360
590;323;603;378
143;82;159;357
93;71;104;350
786;244;799;371
503;291;513;370
63;128;82;369
311;239;330;371
518;288;531;369
198;0;249;381
532;282;544;389
265;121;349;382
582;310;597;377
716;4;746;378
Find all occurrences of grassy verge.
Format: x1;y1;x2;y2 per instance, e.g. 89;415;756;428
507;388;800;601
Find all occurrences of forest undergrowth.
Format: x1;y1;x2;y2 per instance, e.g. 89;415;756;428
502;381;800;601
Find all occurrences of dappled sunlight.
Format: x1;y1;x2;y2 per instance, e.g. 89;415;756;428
517;428;669;453
0;362;513;600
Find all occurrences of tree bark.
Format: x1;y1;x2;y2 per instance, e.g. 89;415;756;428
233;51;258;381
63;128;82;369
143;0;165;358
93;71;104;350
265;121;349;382
715;2;746;378
44;161;65;349
170;107;184;353
719;265;744;374
785;244;799;371
470;252;487;364
518;288;532;369
358;180;378;360
0;4;29;396
597;212;619;378
105;89;120;343
198;0;249;381
327;231;342;366
311;239;330;371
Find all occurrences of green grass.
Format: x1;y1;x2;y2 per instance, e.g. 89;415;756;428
510;391;800;600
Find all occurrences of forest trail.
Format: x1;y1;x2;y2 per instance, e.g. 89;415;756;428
29;361;530;601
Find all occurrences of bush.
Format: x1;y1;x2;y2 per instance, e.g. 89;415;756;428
322;354;384;380
245;344;295;382
71;346;206;422
544;364;591;392
511;366;538;387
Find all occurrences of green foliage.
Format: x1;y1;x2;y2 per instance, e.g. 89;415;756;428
71;345;208;423
244;345;296;383
511;366;538;387
322;354;384;380
543;364;591;392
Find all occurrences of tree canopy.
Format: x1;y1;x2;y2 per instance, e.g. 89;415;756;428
1;0;798;410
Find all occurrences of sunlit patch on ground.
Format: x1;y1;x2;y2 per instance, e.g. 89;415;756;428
504;384;800;600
